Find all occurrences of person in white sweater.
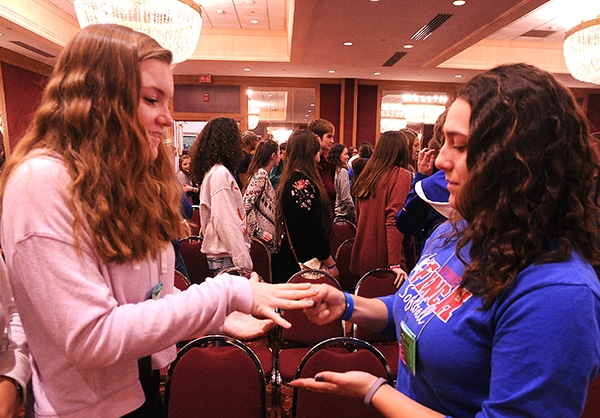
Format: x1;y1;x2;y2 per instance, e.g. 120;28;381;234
0;24;317;418
189;117;254;273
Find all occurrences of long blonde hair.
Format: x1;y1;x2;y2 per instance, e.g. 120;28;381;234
0;24;186;263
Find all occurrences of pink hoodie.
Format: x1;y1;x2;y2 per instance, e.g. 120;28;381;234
1;153;253;417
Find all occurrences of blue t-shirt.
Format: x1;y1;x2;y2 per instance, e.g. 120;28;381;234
380;221;600;417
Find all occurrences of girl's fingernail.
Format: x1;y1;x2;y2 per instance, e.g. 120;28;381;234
315;375;325;382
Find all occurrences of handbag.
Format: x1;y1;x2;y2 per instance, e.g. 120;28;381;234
283;218;329;273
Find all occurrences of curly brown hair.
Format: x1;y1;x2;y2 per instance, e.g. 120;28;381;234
188;117;244;186
453;63;600;308
0;24;186;263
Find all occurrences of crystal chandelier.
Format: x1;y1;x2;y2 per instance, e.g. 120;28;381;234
564;17;600;85
73;0;202;64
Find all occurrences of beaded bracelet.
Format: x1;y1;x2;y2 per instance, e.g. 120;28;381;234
364;377;387;407
341;291;354;321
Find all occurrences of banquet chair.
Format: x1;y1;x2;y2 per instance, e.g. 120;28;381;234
583;376;600;418
278;269;346;382
165;335;266;418
334;237;361;292
330;219;357;257
353;268;399;379
178;236;213;285
250;237;272;283
292;336;393;418
173;269;191;291
187;204;200;236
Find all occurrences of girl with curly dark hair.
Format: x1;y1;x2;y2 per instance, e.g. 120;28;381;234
292;63;600;418
188;117;252;273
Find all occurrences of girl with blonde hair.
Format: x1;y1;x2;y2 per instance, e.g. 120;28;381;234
0;24;316;418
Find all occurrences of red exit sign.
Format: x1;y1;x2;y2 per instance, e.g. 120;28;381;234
199;74;212;83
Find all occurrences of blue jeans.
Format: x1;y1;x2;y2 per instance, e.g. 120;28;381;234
206;256;234;274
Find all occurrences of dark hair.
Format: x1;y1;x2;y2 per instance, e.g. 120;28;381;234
244;138;279;191
189;117;243;186
428;109;448;155
453;63;600;308
178;154;190;172
358;142;373;158
276;129;332;237
353;131;411;199
327;143;347;170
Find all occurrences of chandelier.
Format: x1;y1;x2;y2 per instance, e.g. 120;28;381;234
564;17;600;85
73;0;202;64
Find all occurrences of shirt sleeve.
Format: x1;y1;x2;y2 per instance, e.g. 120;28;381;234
336;168;356;222
0;258;30;395
478;282;600;417
243;170;267;240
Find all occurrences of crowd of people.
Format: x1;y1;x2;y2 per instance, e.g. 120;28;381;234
0;23;599;418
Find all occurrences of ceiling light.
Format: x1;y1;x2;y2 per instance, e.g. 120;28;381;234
216;9;224;14
564;17;600;84
455;74;463;78
373;72;381;76
244;67;251;71
404;44;414;49
344;42;353;46
250;19;259;24
453;0;466;6
328;70;336;73
73;0;202;64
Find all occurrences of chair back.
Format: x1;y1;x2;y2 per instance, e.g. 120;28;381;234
330;220;357;256
353;268;398;342
334;238;361;292
178;237;213;285
187;204;201;236
283;270;345;346
250;237;272;283
292;337;393;418
583;376;600;418
173;270;191;291
165;335;266;418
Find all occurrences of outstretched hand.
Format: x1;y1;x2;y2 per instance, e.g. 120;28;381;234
290;370;379;400
222;311;273;340
301;283;346;326
248;274;318;329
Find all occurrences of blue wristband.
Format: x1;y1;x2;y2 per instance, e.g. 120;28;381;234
342;291;354;321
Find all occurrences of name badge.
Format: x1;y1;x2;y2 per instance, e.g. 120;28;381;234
400;320;417;376
148;282;163;300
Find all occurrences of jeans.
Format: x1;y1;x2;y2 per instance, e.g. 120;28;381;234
206;256;234;274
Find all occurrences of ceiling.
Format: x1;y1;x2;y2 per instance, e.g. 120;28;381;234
1;0;600;89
